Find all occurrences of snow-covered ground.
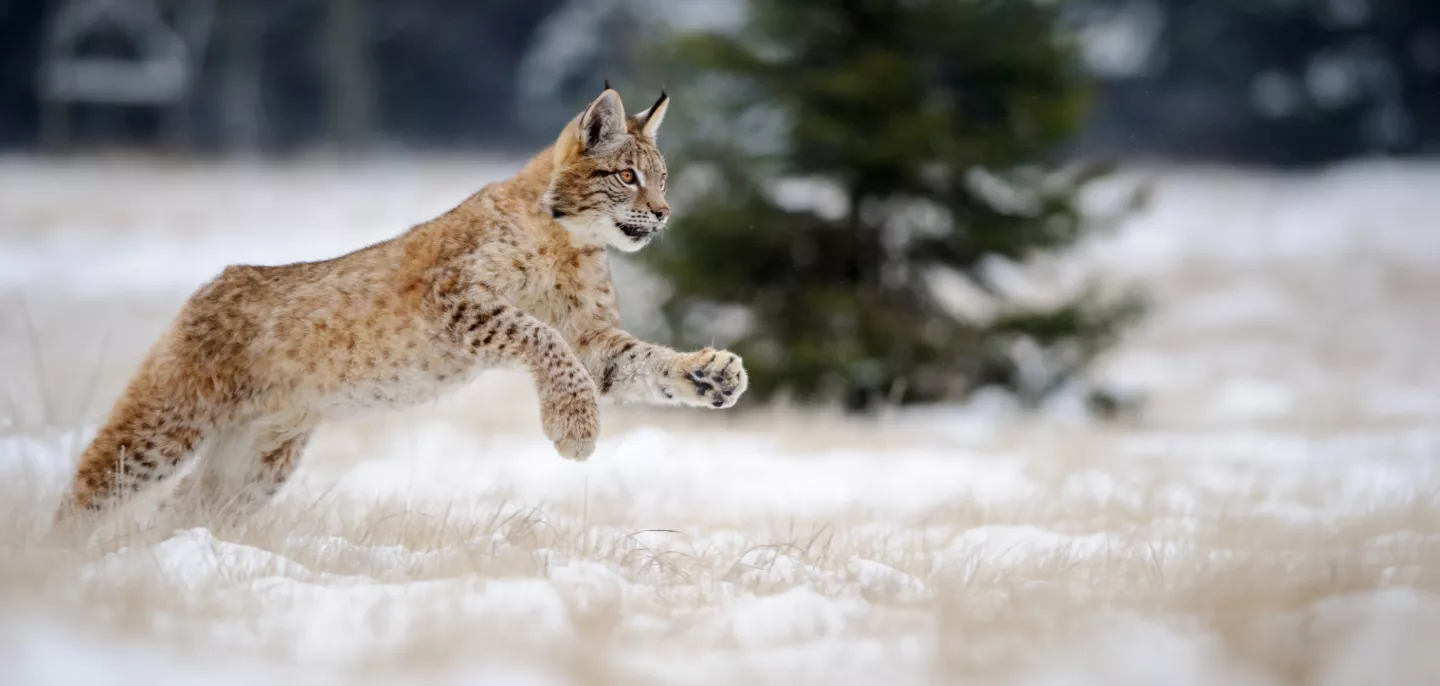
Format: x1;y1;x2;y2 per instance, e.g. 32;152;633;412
1;156;1438;685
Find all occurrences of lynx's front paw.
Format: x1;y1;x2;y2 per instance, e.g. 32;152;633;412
541;386;600;460
665;348;748;409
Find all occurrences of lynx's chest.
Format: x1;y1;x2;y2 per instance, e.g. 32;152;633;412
474;235;616;328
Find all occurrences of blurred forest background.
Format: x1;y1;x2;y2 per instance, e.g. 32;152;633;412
1;0;1436;410
3;0;1435;161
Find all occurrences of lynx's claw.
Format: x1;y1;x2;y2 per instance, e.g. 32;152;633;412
666;348;747;409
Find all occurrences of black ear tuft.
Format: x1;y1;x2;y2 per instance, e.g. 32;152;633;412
648;89;668;114
636;88;670;139
604;78;612;92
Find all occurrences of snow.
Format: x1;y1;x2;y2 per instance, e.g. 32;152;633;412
2;158;1439;684
1083;161;1440;271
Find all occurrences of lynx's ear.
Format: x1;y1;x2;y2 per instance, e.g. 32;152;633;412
578;88;627;153
630;90;669;140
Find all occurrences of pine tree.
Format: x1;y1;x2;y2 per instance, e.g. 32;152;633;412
644;0;1142;410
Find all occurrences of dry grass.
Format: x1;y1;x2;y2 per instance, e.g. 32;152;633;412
3;405;1437;685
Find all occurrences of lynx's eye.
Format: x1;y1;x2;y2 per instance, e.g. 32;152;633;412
617;169;637;185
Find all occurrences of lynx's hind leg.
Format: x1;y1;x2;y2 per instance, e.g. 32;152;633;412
169;422;313;523
55;387;210;528
55;281;260;532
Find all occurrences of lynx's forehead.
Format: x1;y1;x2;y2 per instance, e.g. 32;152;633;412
600;141;667;186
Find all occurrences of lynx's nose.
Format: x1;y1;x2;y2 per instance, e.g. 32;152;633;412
652;206;670;221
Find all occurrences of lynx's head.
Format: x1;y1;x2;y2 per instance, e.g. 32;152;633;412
542;86;671;252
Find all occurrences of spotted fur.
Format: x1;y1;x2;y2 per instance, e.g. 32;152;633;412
55;87;747;526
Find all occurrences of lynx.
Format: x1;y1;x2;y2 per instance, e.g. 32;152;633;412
56;87;747;524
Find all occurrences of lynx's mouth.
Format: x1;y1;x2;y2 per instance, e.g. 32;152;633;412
616;222;656;240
